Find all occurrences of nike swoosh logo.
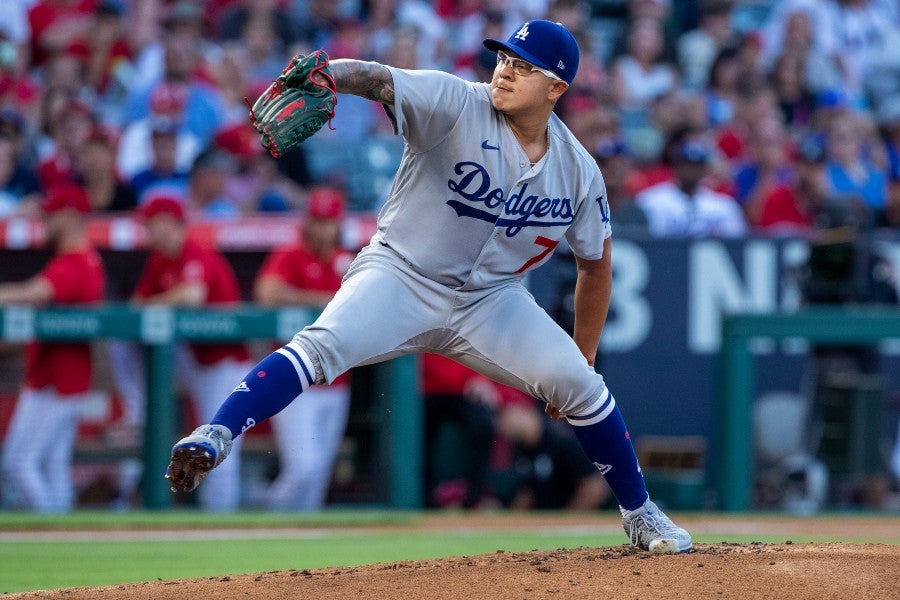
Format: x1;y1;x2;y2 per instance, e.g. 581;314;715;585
481;140;500;150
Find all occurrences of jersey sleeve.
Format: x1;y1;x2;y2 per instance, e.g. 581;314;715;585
565;173;612;260
384;67;478;153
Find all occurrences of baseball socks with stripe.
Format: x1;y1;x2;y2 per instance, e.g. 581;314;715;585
166;342;316;493
566;391;693;554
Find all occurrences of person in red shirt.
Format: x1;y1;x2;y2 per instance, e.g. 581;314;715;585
112;194;251;512
420;353;500;508
0;183;105;512
253;187;355;510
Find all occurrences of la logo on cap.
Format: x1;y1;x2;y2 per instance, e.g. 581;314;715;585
514;23;530;40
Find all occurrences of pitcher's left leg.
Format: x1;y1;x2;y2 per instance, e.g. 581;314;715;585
450;284;691;553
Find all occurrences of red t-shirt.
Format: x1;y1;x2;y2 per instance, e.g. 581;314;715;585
257;243;353;385
24;246;106;395
135;239;249;366
421;353;533;408
757;185;813;230
257;244;352;295
421;353;478;396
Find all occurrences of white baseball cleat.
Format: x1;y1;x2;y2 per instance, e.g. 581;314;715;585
621;498;693;554
165;424;233;493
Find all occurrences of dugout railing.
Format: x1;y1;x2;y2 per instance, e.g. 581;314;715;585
0;304;422;510
718;306;900;511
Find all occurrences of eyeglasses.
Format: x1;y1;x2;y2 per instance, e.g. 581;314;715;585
496;50;562;81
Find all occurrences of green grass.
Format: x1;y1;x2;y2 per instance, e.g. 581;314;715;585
0;530;629;593
1;510;898;593
0;508;416;530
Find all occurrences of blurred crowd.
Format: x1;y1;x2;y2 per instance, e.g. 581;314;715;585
0;0;896;231
1;0;900;512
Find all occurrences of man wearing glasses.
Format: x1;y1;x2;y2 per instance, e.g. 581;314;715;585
168;20;692;554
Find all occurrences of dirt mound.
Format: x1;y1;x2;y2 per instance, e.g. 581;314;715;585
10;543;898;600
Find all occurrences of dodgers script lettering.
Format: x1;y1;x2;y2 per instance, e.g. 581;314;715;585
446;162;574;237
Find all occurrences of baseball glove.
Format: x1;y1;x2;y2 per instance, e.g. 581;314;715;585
247;49;337;158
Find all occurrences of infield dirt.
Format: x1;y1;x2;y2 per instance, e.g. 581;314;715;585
6;514;899;599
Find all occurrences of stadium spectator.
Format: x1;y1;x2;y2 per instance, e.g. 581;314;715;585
448;7;505;81
77;125;136;212
368;0;449;71
253;187;356;510
318;21;403;142
217;0;304;61
117;84;203;181
819;0;900;110
677;0;737;91
36;96;94;189
754;135;825;232
593;137;648;228
704;45;742;130
293;0;346;51
186;147;241;219
761;7;844;104
0;32;42;121
26;0;96;69
610;16;678;111
626;0;672;23
121;5;225;148
732;114;796;225
769;50;816;131
0;2;32;50
129;116;191;201
715;77;779;163
0;182;105;513
823;109;889;222
211;43;260;125
637;127;747;237
214;123;299;213
62;1;133;97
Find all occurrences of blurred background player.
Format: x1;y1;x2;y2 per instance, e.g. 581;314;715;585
497;397;610;510
420;353;498;509
109;194;251;512
0;183;105;512
253;187;356;511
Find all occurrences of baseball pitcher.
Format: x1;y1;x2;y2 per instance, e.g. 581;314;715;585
167;20;692;553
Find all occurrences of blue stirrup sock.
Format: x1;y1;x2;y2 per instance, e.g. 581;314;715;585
211;341;316;438
566;390;649;511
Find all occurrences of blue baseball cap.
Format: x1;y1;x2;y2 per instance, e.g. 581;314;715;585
483;20;580;85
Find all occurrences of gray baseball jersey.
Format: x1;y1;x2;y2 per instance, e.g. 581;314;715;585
293;67;613;416
373;67;611;289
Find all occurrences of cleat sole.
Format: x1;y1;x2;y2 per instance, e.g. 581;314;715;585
649;539;692;554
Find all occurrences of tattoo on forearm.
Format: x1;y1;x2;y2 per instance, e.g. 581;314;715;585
330;60;395;104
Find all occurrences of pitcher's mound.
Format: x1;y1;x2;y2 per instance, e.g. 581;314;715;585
11;543;898;600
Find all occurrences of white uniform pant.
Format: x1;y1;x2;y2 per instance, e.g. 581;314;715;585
294;243;607;417
107;342;250;512
268;384;351;511
1;388;85;513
